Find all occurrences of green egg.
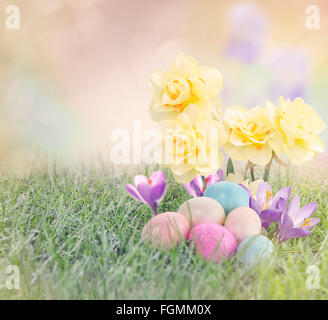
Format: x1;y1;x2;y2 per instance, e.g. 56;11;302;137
237;235;275;267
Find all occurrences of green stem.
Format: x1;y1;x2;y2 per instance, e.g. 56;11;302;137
263;169;270;182
250;168;255;182
263;154;274;182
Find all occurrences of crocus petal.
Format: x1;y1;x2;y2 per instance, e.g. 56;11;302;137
275;197;288;214
279;210;294;234
150;171;166;185
296;217;320;231
279;227;310;242
271;186;291;208
286;194;300;220
185;175;204;197
249;197;261;215
136;183;156;209
306;218;320;230
256;182;272;203
247;179;264;198
260;209;282;229
151;180;166;201
205;172;221;186
218;169;225;181
190;177;204;196
125;184;143;202
134;175;149;186
294;203;318;226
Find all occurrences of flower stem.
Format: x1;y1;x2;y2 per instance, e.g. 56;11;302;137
263;154;274;182
273;233;280;247
250;167;255;182
263;169;270;182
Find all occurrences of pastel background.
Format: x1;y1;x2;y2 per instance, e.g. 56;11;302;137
1;0;327;171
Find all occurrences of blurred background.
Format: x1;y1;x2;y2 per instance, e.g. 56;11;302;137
1;0;328;172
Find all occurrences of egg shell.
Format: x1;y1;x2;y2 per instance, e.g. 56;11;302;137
178;196;225;226
224;207;261;243
203;181;249;215
237;235;275;267
188;223;237;263
141;212;190;248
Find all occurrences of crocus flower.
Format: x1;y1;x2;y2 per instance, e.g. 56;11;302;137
184;170;224;197
125;171;166;215
249;182;291;229
278;195;320;243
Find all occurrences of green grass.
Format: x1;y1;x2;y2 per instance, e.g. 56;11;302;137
0;163;327;299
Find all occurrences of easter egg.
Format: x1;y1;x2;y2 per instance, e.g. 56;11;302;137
178;197;225;226
188;223;237;263
224;207;261;243
203;181;249;215
141;212;190;248
237;235;275;267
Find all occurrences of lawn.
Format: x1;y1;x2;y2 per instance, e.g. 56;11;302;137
0;163;327;299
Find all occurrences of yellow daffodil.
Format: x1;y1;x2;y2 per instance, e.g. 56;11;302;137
150;53;223;122
267;97;326;165
224;105;275;166
226;173;263;198
155;105;227;183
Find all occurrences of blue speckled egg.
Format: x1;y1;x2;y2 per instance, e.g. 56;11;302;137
237;235;275;267
204;181;249;215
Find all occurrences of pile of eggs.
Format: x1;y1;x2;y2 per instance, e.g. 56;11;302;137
141;181;275;266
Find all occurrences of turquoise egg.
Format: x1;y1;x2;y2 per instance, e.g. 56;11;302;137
237;235;275;267
204;181;249;215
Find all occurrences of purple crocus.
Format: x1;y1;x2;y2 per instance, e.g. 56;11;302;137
278;195;320;243
249;182;291;229
125;171;166;215
184;170;224;197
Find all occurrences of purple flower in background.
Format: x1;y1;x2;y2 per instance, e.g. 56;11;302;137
225;2;268;63
184;170;224;197
125;171;166;215
249;182;291;229
268;47;310;101
278;195;320;243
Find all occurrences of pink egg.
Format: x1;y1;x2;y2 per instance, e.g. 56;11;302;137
188;223;237;263
141;212;190;248
224;207;261;243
